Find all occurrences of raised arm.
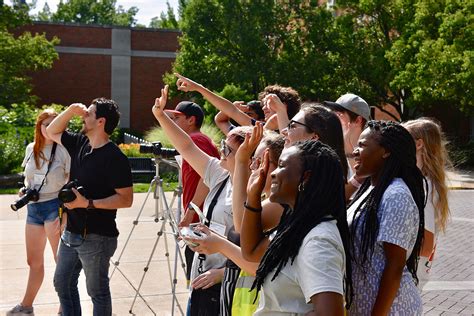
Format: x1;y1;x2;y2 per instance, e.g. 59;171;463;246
175;73;254;127
263;94;290;132
240;150;272;262
232;123;263;232
214;111;233;136
152;85;212;179
46;103;88;145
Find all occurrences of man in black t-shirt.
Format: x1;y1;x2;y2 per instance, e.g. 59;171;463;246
47;98;133;316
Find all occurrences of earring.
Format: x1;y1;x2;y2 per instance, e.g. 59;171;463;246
298;182;305;192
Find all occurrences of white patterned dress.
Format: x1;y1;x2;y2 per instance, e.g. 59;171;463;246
347;178;423;315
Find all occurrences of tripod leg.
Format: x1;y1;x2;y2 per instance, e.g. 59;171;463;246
110;177;157;279
128;217;167;315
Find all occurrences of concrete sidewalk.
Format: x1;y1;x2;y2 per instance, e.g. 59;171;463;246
1;191;189;315
0;170;473;315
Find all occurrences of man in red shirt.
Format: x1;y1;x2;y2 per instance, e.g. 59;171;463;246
164;101;220;283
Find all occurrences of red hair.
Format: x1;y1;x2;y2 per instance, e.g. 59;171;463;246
33;109;58;169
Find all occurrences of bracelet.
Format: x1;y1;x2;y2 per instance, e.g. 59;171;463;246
244;201;262;213
349;175;362;189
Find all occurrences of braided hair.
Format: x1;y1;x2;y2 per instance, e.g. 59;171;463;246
349;120;425;284
252;140;353;306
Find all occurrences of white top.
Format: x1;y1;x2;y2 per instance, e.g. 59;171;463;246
419;179;437;285
22;143;70;203
424;179;436;234
254;220;345;316
190;157;234;282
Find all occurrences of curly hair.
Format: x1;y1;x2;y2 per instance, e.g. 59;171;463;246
258;85;301;119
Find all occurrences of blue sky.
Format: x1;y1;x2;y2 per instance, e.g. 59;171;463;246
7;0;180;26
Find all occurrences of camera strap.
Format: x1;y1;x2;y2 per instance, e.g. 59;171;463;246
36;143;58;193
197;175;229;274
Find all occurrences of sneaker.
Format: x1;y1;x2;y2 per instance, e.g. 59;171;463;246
6;304;34;316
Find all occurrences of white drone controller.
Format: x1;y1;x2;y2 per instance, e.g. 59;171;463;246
180;226;204;247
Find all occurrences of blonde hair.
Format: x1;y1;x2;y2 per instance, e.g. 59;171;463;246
33;109;58;169
403;118;451;232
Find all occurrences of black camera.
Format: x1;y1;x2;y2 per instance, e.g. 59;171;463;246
58;180;85;203
139;141;179;158
10;187;40;211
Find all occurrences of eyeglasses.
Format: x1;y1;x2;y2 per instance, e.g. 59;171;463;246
250;156;277;170
250;157;261;170
287;120;311;130
220;139;233;157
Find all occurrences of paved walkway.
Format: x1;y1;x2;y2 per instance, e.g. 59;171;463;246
0;170;473;315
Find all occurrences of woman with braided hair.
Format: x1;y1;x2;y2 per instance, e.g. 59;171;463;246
241;140;353;315
347;120;425;315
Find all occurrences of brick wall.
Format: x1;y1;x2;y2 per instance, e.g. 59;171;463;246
15;22;180;133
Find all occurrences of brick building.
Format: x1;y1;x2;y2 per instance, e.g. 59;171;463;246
17;22;180;133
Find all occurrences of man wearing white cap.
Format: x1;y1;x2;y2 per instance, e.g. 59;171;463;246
324;93;371;198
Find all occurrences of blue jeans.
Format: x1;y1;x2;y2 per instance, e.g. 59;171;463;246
54;232;117;316
26;198;60;225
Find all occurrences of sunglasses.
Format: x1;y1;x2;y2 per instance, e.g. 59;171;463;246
287;119;312;130
220;139;233;157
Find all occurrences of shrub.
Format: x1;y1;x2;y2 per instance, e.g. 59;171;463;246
144;121;224;148
0;126;33;174
118;143;153;158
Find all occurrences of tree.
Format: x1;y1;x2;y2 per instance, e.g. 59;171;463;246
50;0;139;27
335;0;473;119
165;0;351;104
36;2;52;21
167;0;472;120
149;1;179;29
0;3;59;107
387;0;473;116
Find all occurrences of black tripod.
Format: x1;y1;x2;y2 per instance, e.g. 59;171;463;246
110;156;187;315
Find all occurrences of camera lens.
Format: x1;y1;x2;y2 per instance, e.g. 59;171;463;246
10;189;39;211
58;189;77;203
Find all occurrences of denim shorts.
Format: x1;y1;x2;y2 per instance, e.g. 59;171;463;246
26;198;60;225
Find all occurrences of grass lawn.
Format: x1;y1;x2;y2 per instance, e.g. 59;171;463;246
0;188;20;194
133;182;178;193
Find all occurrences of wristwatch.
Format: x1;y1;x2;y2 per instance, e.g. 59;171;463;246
87;199;96;210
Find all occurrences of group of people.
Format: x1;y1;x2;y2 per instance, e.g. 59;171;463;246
9;72;450;316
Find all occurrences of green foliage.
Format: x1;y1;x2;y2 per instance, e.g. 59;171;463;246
168;0;473;120
144;121;223;147
149;1;180;29
0;5;59;107
36;2;53;21
0;103;36;174
0;1;30;29
50;0;139;26
387;0;474;115
0;126;32;174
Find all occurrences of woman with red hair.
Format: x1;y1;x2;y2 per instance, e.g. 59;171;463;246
8;109;70;316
